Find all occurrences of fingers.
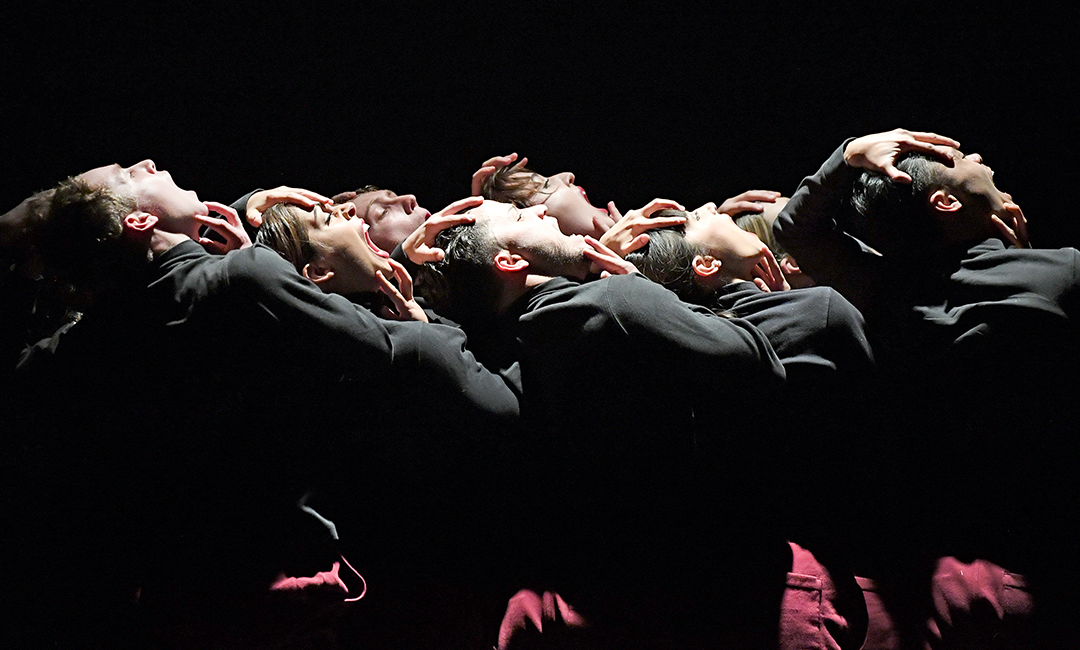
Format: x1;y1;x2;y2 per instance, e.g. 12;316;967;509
194;212;252;251
205;201;240;225
286;187;333;206
624;233;651;254
1003;202;1029;248
898;139;957;165
435;196;484;217
473;154;523;195
726;190;782;204
376;270;407;309
882;164;913;184
427;214;477;230
639;198;685;217
471;166;496;196
386;258;415;301
193;213;236;237
901;129;960;148
245;187;333;227
583;236;637;276
331;190;358;203
752;247;787;292
629;215;686;235
990;215;1020;248
197;238;227;255
721;200;765;215
607;201;623;221
481;152;518;169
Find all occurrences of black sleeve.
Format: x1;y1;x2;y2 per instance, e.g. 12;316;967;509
231;189;263;241
384;320;520;422
772;140;883;313
156;241;395;379
603;275;786;386
390;241;420;275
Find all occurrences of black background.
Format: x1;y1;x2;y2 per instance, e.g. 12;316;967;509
3;4;1078;245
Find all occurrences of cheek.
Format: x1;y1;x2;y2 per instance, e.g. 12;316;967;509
548;196;594;235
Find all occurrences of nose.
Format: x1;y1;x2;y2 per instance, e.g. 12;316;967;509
130;159;157;174
555;172;575;185
967;153;983;164
395;194;419;212
333;203;356;219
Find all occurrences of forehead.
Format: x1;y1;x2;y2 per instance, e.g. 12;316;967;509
77;164;126;191
295;203;325;230
350;189;395;212
467;200;520;220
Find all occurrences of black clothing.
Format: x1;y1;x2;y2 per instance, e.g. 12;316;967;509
467;273;793;646
714;281;874;378
712;282;876;554
773;138;1080;644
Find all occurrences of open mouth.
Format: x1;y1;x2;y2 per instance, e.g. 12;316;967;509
362;222;390;258
577;186;608;214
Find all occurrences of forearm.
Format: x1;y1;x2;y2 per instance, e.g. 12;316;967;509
773;139;881;311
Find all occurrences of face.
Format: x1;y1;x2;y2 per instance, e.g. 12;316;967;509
528;172;614;238
684;204;770;266
348;189;430;252
468;200;590;278
938;149;1013;217
78;160;207;237
301;202;394;294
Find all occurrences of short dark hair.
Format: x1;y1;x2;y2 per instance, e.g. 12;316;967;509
8;177;137;330
413;220;502;323
849;153;945;255
480;165;544;208
35;176;136;285
624;210;715;305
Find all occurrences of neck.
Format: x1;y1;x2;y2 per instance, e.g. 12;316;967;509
150;230;191;258
495;272;554;313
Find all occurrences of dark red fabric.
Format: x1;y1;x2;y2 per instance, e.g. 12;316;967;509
857;557;1033;650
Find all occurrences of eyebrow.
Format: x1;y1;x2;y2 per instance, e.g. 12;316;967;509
361;191;396;222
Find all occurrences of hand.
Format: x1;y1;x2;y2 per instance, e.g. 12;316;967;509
195;202;251;254
992;201;1030;248
376;259;428;322
716;190;782;216
599;199;686;256
471;153;528;196
402;196;482;264
751;246;789;292
330;190;358;204
844;128;960;183
245;186;333;228
584;236;639;277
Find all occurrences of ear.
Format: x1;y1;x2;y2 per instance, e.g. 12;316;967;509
302;261;335;286
494;250;530;273
691;254;721;278
929;190;963;214
122;211;158;234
